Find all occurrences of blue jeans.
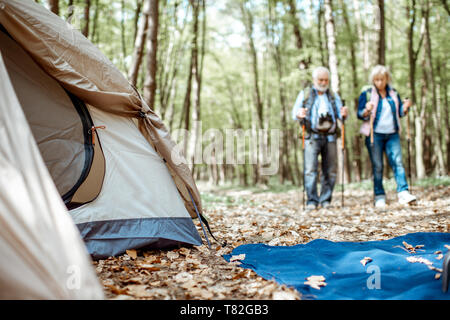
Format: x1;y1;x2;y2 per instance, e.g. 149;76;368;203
304;136;337;206
365;132;409;196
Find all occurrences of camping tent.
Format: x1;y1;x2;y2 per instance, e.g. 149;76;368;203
0;0;205;261
0;52;104;299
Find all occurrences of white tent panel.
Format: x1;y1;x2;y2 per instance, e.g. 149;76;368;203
70;106;193;223
0;53;104;299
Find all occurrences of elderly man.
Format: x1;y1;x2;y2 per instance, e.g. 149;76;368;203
292;67;348;210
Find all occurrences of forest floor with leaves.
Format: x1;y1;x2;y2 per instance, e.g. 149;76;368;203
95;178;450;300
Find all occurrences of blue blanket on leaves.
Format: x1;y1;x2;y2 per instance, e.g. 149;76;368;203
223;233;450;300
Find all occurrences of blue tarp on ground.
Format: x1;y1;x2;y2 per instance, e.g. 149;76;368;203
223;232;450;300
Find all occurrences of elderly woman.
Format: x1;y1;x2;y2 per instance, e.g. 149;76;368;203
357;65;417;208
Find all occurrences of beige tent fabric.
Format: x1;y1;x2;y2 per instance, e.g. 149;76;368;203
0;53;104;299
0;26;88;198
0;0;202;218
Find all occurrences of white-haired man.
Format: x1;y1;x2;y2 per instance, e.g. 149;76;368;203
292;66;348;210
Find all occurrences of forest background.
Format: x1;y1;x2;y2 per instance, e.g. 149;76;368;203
43;0;449;188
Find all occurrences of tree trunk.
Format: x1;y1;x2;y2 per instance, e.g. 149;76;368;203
376;0;386;65
340;0;359;183
240;3;264;130
286;0;309;69
287;0;302;50
82;0;91;38
120;0;128;74
406;0;424;106
439;59;450;174
324;0;346;185
49;0;59;15
240;2;264;184
324;0;339;94
269;5;291;184
179;0;200;156
128;0;150;87
422;0;445;176
439;0;450;15
318;2;328;68
352;0;369;77
143;0;159;111
405;0;424;180
159;2;189;121
190;0;205;175
90;0;100;42
167;83;178;132
133;0;143;43
415;54;428;179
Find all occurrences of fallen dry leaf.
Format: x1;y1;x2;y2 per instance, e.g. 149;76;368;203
178;247;191;256
138;264;161;271
304;275;327;290
360;257;373;266
167;251;180;260
428;266;443;273
233;270;250;280
229;254;246;263
174;272;193;283
126;285;149;298
403;241;414;251
122;277;143;284
126;249;137;260
104;284;128;295
406;256;433;266
188;287;214;299
398;241;425;254
272;290;298;300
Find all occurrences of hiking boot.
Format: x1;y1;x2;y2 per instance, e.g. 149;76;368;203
321;201;331;209
306;203;317;211
398;190;417;205
374;195;386;208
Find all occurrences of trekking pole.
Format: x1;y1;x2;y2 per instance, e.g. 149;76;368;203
369;108;375;205
405;97;412;189
302;121;306;210
369;110;374;147
341;100;346;208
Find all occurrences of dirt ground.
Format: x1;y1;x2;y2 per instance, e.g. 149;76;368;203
94;183;450;300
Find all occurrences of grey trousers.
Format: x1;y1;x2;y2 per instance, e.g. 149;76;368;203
303;136;337;206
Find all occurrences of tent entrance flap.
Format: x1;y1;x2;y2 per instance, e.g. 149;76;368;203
0;24;105;206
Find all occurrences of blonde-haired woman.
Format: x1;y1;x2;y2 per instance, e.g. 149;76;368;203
357;65;417;208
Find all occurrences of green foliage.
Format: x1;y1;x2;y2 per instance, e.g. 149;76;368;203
200;191;254;208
